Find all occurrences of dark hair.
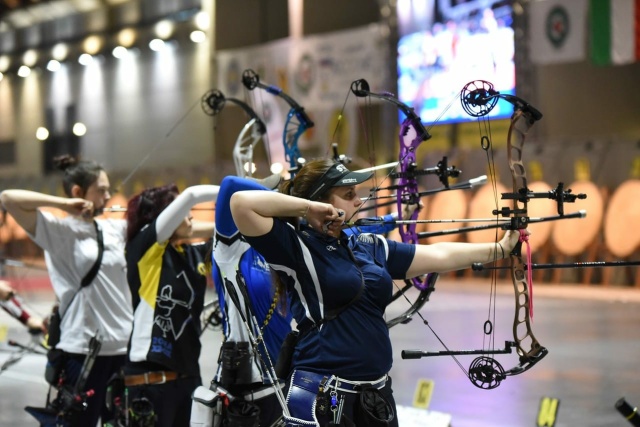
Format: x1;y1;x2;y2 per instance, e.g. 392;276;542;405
280;158;335;202
53;155;105;197
126;184;179;242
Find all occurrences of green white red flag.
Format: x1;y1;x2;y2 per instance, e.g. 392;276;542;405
590;0;640;65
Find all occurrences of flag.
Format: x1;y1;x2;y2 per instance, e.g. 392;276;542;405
591;0;640;65
530;0;589;64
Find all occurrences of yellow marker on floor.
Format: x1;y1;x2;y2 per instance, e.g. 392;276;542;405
537;396;560;427
412;379;434;409
0;324;8;342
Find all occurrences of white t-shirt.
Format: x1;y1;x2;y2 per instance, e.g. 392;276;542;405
33;211;133;355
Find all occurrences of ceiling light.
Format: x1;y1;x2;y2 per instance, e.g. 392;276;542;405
154;20;174;40
83;35;103;55
73;122;87;136
52;43;69;61
112;46;128;59
243;162;257;174
0;56;10;72
36;127;50;141
23;49;38;67
117;28;136;47
149;39;165;52
17;66;31;77
47;60;61;72
78;54;93;66
190;30;206;43
194;11;210;30
270;163;284;174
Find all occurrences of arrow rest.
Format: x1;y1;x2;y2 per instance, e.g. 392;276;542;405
435;157;461;187
492;206;528;219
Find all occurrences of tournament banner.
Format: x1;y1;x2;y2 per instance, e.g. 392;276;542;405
286;24;390;109
216;24;390;111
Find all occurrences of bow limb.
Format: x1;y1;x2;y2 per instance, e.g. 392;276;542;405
201;89;269;178
241;69;314;178
232;117;268;178
349;79;452;328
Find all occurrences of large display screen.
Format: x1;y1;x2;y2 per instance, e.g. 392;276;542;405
397;0;515;124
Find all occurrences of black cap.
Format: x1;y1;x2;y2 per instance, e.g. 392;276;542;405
306;163;373;201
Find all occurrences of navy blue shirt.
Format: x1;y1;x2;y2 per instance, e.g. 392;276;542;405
245;220;415;380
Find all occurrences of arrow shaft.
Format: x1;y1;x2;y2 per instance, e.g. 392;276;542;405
473;260;640;271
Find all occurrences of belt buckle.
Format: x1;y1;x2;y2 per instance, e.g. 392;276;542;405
157;372;167;384
374;375;387;389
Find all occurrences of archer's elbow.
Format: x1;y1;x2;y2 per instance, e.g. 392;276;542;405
230;192;250;223
0;191;18;214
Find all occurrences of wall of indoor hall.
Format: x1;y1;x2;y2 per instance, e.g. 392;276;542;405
0;39;214;186
0;1;639;185
1;0;640;285
210;0;640;188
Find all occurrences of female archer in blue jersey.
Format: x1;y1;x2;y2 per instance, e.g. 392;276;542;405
192;170;407;427
230;159;522;427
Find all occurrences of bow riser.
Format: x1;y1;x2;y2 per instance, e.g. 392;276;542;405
506;108;548;376
283;110;306;172
396;113;435;292
510;254;548;375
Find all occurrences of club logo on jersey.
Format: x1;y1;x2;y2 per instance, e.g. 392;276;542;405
154;271;195;343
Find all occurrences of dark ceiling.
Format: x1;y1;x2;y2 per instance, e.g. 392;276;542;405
0;0;47;15
0;0;117;29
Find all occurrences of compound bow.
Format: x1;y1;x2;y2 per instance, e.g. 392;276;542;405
401;80;588;389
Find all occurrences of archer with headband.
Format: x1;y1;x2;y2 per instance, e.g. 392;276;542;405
230;158;522;427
